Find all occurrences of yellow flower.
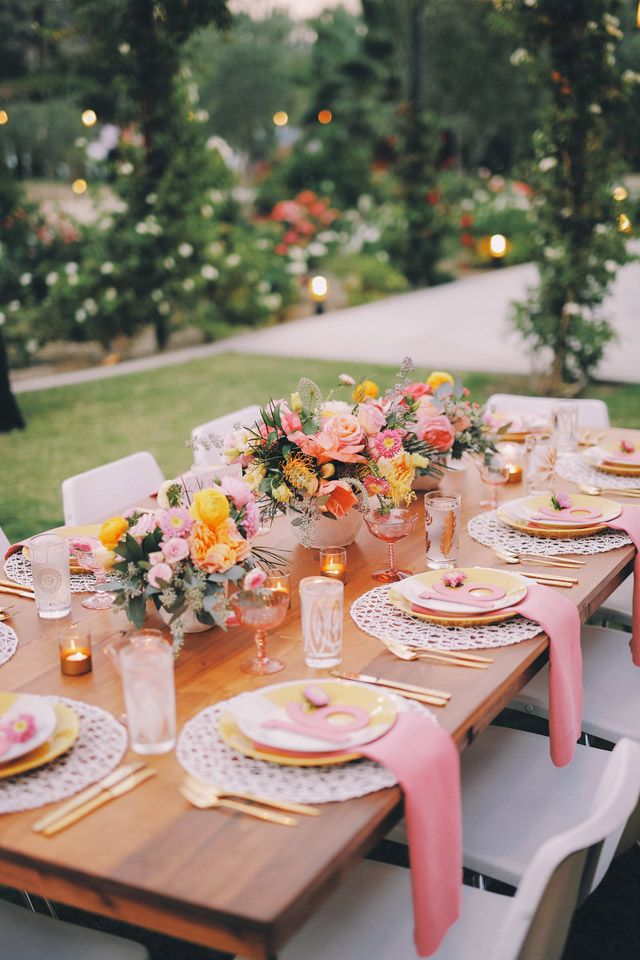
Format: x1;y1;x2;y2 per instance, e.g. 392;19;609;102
378;452;416;507
320;463;335;479
290;391;303;413
244;461;266;490
272;482;294;504
410;452;430;470
190;488;230;531
283;453;319;495
353;379;379;402
426;370;454;392
99;516;129;551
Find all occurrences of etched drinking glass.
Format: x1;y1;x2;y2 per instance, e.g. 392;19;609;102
299;576;344;669
424;492;461;570
119;631;176;754
30;534;71;619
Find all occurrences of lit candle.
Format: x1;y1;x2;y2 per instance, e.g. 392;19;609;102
58;624;92;675
499;443;523;484
319;547;347;583
264;572;292;608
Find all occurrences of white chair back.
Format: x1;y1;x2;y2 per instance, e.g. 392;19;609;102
191;405;261;465
62;452;165;525
492;737;640;960
485;393;610;429
0;524;9;556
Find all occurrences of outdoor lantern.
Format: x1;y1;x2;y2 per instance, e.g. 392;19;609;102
309;275;328;314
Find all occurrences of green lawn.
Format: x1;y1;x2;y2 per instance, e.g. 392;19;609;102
1;352;639;543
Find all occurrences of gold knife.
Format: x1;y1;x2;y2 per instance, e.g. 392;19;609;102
0;585;36;600
0;578;34;593
331;671;450;706
42;768;156;836
32;761;147;833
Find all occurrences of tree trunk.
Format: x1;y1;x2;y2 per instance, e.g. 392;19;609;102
0;332;25;432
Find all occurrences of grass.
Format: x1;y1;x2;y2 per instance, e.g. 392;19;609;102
1;351;639;543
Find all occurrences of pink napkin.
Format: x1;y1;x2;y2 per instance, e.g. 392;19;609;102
608;506;640;665
511;582;582;767
359;712;461;956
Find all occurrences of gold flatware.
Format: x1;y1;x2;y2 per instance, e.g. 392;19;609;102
399;643;492;664
331;671;451;706
32;761;147;833
182;774;320;817
579;483;640;499
180;780;298;826
493;548;584;568
0;578;33;593
41;768;156;836
385;640;489;669
521;573;576;588
0;585;36;600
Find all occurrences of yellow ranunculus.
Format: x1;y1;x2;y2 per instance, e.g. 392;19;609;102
99;516;129;551
410;452;430;470
290;391;303;413
272;482;294;504
352;379;379;402
426;370;454;392
190;488;230;531
245;461;266;491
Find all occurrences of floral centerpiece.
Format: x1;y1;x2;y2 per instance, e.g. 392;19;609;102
98;477;261;654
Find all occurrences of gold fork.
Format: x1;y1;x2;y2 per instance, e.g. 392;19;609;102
180;779;298;826
183;774;320;817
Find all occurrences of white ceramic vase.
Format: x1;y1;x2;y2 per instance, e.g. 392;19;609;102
289;507;365;548
159;606;213;634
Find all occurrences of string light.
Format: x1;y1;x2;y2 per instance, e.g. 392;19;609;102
317;109;333;124
273;111;288;127
0;110;8;125
81;109;97;127
489;234;508;257
613;186;628;202
72;179;88;195
617;213;632;233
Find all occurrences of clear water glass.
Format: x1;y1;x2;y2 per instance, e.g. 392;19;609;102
30;534;72;619
552;402;578;453
299;576;344;669
424;492;461;570
525;436;557;494
119;632;176;754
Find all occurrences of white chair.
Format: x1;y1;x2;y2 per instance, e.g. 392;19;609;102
0;524;9;556
61;452;165;525
595;577;633;630
485;393;610;429
235;736;640;960
0;897;149;959
509;623;640;743
191;405;261;466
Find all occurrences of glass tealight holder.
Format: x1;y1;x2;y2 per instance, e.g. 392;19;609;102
58;622;92;676
319;547;347;583
263;570;292;609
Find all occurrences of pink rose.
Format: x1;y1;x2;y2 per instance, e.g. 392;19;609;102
243;568;267;591
325;413;364;446
149;551;165;566
357;402;386;436
454;415;471;434
279;405;303;437
242;499;260;539
129;512;158;539
415;396;441;418
148;563;173;588
288;430;366;465
404;382;432;401
416;415;455;452
220;475;253;508
161;537;191;563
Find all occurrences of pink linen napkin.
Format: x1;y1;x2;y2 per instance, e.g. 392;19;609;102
511;582;582;767
607;506;640;665
359;712;461;957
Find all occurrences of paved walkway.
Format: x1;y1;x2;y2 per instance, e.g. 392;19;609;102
12;255;640;394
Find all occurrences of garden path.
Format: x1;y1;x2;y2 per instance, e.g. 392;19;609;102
12;252;640;394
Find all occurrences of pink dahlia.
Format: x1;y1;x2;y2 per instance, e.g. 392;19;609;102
371;429;404;460
158;507;193;539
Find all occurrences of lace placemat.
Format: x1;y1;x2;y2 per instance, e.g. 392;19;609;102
4;553;97;594
0;623;18;667
556;453;640;491
177;696;434;804
468;510;631;556
350;586;541;651
0;696;127;813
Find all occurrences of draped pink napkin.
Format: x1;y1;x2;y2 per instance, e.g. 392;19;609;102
359;712;461;956
608;506;640;665
511;582;582;767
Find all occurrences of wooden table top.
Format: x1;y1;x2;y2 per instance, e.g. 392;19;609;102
0;429;636;958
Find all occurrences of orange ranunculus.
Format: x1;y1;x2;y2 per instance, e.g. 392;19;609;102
99;516;129;551
189;522;233;573
190;488;230;531
318;480;358;518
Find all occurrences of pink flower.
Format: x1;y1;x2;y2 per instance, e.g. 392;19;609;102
442;571;466;588
288;429;366;465
158;508;193;538
415;414;455;452
243;568;267;591
363;475;391;497
242;499;260;539
357;402;386;436
129;512;158;539
275;400;303;437
149;551;165;565
371;429;404;460
339;373;356;386
148;563;173;589
220;475;253;508
325;413;364;447
404;382;432;401
161;537;191;563
4;713;36;743
621;439;636;454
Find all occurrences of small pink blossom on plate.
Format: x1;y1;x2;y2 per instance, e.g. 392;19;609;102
620;439;635;454
5;713;37;743
550;492;572;511
441;571;466;589
244;568;267;591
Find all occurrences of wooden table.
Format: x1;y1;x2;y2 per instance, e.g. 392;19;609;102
0;430;636;958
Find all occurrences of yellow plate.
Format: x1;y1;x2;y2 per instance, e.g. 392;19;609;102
0;702;79;779
497;512;606;538
497;493;618;538
219;712;361;766
389;567;527;627
597;462;640;477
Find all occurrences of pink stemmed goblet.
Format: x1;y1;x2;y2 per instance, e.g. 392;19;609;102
364;508;417;583
475;453;510;510
232;588;290;675
76;543;117;610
